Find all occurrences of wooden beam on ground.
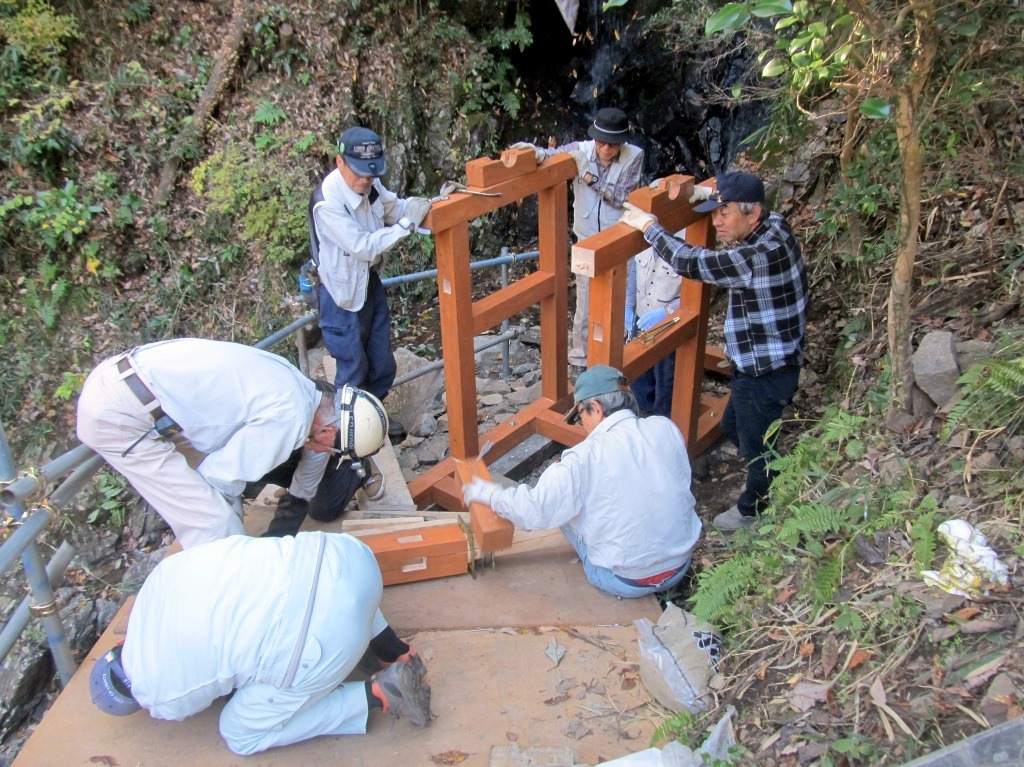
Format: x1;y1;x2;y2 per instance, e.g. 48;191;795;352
359;524;469;586
454;457;514;553
534;409;586;448
348;519;460;537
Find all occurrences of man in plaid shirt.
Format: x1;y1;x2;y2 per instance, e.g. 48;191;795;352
619;171;808;532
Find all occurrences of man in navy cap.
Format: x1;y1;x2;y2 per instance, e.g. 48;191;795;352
309;126;432;499
461;365;701;598
513;108;645;367
619;171;808;532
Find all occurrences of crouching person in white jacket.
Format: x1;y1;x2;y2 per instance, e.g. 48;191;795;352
89;532;430;755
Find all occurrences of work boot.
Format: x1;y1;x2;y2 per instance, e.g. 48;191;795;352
261;493;309;537
361;455;385;501
372;661;431;727
712;505;755;533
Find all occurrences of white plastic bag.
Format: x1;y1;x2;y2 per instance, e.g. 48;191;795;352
635;604;723;713
921;519;1009;598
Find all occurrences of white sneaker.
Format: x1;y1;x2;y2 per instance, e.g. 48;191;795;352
712;505;756;532
361;455;386;501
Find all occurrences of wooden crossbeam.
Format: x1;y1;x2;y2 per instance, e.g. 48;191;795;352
424;154;576;233
465;147;537;186
473;271;554;334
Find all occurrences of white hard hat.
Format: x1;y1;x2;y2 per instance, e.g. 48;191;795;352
334;385;389;460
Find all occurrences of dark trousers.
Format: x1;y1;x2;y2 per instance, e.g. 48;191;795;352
317;272;397;400
245;450;363;536
632;353;676;418
721;368;800;517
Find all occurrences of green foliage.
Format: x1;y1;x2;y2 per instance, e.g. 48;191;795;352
6;83;79;180
119;0;152;26
88;470;130;529
651;709;702;748
690;553;760;627
911;508;938;570
253;100;286;126
189;144;308;265
942;339;1024;448
251;5;307;77
0;0;78;96
53;370;85;400
460;11;531;117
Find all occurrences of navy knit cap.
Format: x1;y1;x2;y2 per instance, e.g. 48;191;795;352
693;171;765;213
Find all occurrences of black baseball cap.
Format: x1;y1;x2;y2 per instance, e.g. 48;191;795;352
338;126;387;178
693;171;766;213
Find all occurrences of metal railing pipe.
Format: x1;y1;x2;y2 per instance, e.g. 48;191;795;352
254;311;318;351
0;541;75;663
1;443;96;508
391;328;521;388
381;250;539;288
20;540;76;684
47;454;106;511
0;507;54;577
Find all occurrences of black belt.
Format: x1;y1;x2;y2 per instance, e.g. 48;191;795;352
116;357;170;422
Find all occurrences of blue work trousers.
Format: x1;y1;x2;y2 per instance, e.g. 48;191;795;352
317;272;397;401
561;526;690;599
632;353;676;418
721;367;800;517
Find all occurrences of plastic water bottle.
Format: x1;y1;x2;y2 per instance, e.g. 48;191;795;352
298;262;316;306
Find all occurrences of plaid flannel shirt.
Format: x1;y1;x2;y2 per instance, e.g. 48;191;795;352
643;211;808;376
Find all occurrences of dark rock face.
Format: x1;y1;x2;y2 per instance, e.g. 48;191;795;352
512;0;769;179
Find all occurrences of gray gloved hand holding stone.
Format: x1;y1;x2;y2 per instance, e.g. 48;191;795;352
510;142;545;164
404;197;432;227
620;202;658;234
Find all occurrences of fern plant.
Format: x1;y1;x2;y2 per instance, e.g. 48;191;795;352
942;340;1024;446
690;553;762;627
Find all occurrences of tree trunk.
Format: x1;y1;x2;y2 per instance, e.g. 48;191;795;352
886;0;938;414
153;0;249;205
839;93;865;268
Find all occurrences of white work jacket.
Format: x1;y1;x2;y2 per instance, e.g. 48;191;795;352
128;339;326;501
313;169;412;312
123;533;388;721
491;409;701;579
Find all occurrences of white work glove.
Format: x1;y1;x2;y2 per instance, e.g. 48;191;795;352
638;307;669;332
404;197;432;227
568;149;589;181
511;141;545;164
620;202;658;233
462;477;501;508
624;306;637;340
689;185;714;204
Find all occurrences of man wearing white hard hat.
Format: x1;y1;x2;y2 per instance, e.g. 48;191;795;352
76;338;389;546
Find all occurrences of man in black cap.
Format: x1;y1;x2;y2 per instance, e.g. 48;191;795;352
310;126;432;498
513;108;645;367
619;171;808;532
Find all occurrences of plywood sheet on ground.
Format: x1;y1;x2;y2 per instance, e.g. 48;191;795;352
15;624;661;767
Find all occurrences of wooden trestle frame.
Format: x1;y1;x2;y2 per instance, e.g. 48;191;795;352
407;150;729;552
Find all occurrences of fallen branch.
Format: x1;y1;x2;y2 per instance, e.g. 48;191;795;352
154;0;249;204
